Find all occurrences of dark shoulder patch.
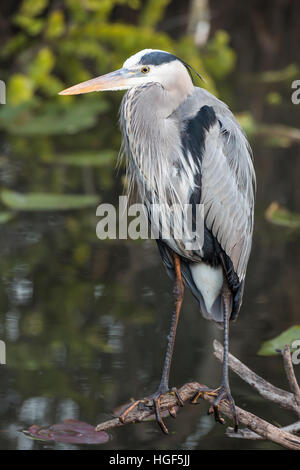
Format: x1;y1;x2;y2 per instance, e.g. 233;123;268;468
139;51;177;66
181;105;217;170
189;105;217;133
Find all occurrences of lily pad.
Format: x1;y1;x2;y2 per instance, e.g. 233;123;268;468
23;419;109;445
1;189;100;211
258;325;300;356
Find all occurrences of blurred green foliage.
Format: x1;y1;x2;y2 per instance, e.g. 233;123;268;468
1;0;218;111
202;30;236;80
258;325;300;356
1;188;101;210
265;202;300;230
0;0;238;207
0;1;236;403
0;3;299;445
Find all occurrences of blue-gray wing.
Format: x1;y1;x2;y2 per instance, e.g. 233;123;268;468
179;92;256;282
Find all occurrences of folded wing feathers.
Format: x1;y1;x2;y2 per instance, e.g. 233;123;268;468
201;119;254;281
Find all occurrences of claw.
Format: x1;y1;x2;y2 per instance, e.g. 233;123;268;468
190;386;219;404
170;387;184;407
154;396;168;434
191;385;238;431
169;406;177;418
119;387;184;434
212;385;238;431
119;399;144;423
212;403;225;425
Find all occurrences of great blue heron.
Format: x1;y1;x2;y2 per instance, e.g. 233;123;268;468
59;49;256;434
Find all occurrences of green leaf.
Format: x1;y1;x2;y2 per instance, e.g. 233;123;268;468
19;0;49;17
140;0;171;27
203;30;236;80
57;151;116;167
45;10;65;39
7;74;34;105
258;325;300;356
28;47;56;83
1;100;109;135
0;211;15;223
236;112;257;137
1;189;100;211
265;202;300;229
258;64;299;84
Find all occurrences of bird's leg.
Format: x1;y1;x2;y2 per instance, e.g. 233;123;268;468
156;252;184;397
119;252;184;434
210;280;238;431
191;279;238;432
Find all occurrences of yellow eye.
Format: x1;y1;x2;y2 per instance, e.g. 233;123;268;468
141;66;150;74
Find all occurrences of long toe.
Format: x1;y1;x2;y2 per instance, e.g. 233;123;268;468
212;386;238;432
119;399;144;424
152;387;184;434
170;387;184;407
119;387;184;434
190;386;219;404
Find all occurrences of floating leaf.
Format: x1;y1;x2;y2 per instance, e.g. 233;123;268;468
23;419;109;445
57;151;116;167
265;202;300;229
1;189;100;211
258;325;300;356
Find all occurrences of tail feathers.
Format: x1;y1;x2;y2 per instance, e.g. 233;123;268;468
156;240;240;324
183;262;225;323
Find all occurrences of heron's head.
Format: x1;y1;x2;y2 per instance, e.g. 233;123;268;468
59;49;194;96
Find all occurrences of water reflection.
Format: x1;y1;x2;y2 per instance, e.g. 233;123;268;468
0;93;299;452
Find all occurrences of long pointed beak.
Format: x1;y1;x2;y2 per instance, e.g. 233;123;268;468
59;68;132;95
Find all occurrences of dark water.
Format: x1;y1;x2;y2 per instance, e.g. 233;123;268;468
0;82;299;450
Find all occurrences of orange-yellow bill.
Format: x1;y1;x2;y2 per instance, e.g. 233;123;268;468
59;69;131;95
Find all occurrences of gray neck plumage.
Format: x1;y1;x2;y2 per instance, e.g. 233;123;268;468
120;83;194;206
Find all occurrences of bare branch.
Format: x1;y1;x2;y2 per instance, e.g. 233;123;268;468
226;421;300;440
94;341;300;450
95;383;198;432
213;339;300;416
281;345;300;411
95;381;300;450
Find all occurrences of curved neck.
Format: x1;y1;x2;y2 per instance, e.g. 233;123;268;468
120;83;187;205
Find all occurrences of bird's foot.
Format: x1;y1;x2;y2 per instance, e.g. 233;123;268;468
191;384;238;432
119;386;184;434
